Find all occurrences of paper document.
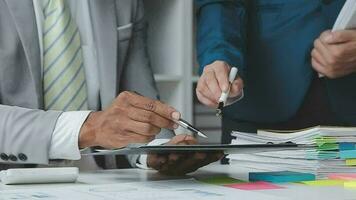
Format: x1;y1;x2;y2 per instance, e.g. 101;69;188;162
333;0;356;31
0;179;286;200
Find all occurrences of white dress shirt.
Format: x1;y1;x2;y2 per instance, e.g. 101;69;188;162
33;0;99;161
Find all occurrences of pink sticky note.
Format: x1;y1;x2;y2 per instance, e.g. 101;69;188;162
225;181;284;190
328;173;356;181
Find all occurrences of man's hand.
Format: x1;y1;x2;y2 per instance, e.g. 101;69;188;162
312;30;356;79
196;61;243;108
147;134;224;176
79;91;180;149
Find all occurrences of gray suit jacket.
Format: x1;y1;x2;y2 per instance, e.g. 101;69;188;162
0;0;173;168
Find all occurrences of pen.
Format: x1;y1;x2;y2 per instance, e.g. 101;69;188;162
131;91;207;138
175;118;208;138
216;67;238;117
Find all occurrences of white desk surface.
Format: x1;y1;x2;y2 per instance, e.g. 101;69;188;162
1;163;356;200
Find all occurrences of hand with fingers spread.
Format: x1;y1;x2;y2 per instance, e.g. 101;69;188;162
147;134;224;176
311;30;356;79
78;91;180;149
196;61;244;108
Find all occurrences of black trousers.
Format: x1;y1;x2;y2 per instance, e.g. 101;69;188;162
221;76;347;164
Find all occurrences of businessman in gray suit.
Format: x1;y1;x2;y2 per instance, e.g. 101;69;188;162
0;0;221;175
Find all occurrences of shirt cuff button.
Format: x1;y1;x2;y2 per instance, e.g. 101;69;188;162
0;153;9;161
9;154;18;162
18;153;28;161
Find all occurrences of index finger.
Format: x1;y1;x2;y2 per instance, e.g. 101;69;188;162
128;92;181;121
214;64;230;92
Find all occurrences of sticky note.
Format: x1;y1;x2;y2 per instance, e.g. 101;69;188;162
344;181;356;189
302;180;345;186
328;173;356;181
249;171;315;183
314;137;337;146
225;181;284;190
339;143;356;151
318;143;339;151
340;150;356;159
346;159;356;166
198;176;245;185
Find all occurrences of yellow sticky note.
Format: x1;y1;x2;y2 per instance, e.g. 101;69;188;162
302;180;345;186
346;159;356;166
344;181;356;189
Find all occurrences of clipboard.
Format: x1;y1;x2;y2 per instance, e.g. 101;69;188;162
82;143;315;156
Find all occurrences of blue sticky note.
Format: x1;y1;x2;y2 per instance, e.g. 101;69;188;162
340;150;356;159
339;143;356;151
249;171;315;183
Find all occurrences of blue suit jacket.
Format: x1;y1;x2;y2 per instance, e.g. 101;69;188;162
196;0;356;125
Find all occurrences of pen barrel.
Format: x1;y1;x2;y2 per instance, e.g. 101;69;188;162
175;120;188;129
186;126;198;133
229;67;238;83
175;119;207;138
218;91;229;104
218;67;238;105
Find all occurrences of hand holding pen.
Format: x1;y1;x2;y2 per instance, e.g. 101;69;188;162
80;91;182;149
196;61;244;110
132;91;208;139
216;67;238;116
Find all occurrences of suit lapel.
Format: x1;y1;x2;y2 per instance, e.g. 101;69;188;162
5;0;42;106
88;0;118;109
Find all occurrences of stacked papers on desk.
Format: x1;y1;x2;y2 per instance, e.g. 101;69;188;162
228;126;356;178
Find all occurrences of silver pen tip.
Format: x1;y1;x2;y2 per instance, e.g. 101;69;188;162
198;132;208;138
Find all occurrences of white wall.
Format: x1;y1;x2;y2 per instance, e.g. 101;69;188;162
144;0;222;143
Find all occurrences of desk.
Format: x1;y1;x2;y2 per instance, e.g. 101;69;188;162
1;163;356;200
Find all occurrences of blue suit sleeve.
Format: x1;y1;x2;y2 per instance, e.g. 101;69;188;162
195;0;247;77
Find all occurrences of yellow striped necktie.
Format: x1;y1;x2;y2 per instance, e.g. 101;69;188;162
42;0;88;111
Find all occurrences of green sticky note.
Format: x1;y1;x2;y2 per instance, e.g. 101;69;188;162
305;150;338;160
302;180;345;186
317;143;339;151
198;176;245;185
314;137;337;146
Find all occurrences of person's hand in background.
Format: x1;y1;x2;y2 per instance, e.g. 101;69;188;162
79;91;180;149
196;61;244;108
147;134;223;176
312;30;356;79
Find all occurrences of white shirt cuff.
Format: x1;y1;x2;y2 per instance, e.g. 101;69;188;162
136;139;171;169
49;111;92;160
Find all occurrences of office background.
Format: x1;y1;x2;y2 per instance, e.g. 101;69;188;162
144;0;221;144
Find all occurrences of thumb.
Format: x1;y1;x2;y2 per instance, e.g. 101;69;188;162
167;134;196;145
322;30;356;44
229;78;244;97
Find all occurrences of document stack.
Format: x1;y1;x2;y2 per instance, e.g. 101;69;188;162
228;126;356;178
